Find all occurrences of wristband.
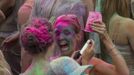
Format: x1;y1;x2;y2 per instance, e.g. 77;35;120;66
108;45;120;56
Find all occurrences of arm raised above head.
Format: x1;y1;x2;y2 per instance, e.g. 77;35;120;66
18;0;34;26
91;21;129;75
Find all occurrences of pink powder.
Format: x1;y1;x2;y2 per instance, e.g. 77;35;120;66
54;14;81;33
21;18;53;47
85;11;102;32
54;21;71;28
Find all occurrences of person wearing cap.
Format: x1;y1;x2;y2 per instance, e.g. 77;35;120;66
20;18;55;75
49;56;94;75
53;14;129;75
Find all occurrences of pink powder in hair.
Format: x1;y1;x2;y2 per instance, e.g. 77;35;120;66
54;21;71;28
85;11;102;32
54;14;81;33
21;18;53;48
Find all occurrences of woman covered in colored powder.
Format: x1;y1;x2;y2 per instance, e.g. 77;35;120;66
53;14;129;75
22;0;86;72
3;0;86;72
20;18;54;75
53;14;84;57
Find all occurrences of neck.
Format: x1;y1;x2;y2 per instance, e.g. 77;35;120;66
31;52;48;65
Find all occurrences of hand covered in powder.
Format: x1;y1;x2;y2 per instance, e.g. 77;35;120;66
85;11;102;32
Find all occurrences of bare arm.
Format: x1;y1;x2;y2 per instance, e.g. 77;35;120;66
101;33;129;75
92;22;129;75
18;0;34;28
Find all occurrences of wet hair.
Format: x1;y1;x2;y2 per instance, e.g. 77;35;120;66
20;18;53;55
102;0;131;24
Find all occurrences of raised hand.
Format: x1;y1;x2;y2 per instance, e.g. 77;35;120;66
81;39;95;65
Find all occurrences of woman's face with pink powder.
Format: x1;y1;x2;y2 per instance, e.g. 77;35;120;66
54;22;76;56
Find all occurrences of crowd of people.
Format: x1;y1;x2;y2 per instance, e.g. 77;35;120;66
0;0;134;75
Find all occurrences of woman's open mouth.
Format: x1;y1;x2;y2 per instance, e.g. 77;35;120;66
59;41;69;52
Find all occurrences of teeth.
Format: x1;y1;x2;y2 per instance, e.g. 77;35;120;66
61;47;69;51
58;40;69;51
59;41;67;45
